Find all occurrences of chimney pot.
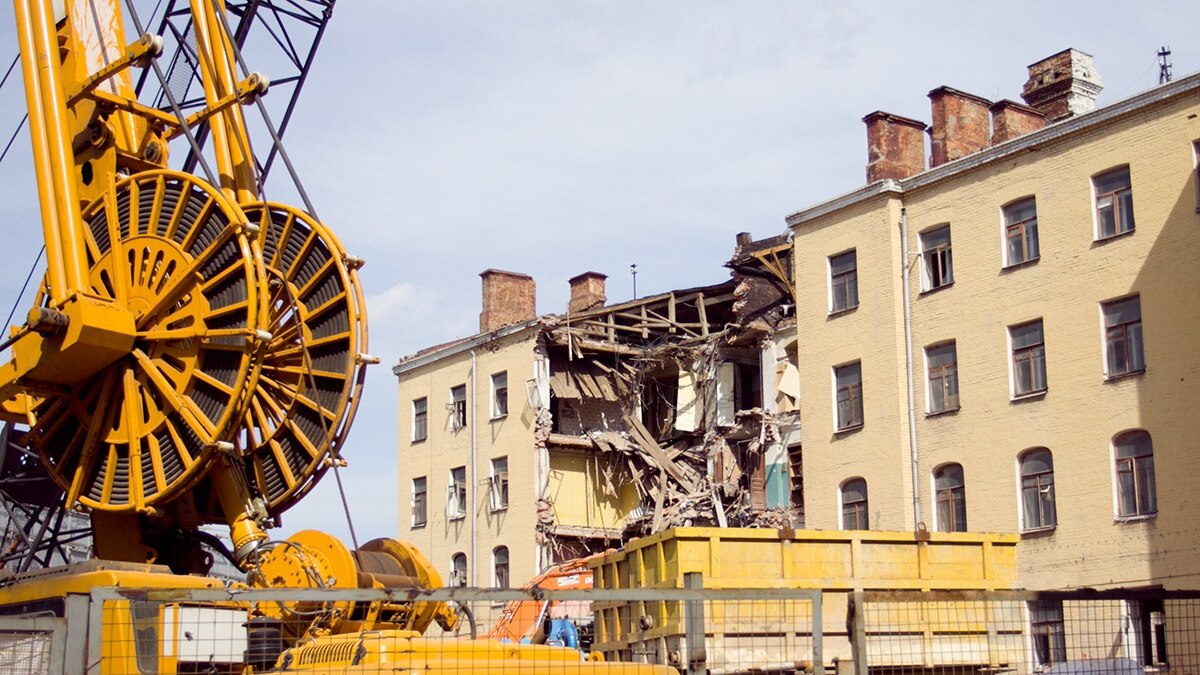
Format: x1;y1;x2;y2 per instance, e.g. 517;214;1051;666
568;271;607;315
928;86;992;167
1021;48;1103;122
479;269;536;333
863;111;927;183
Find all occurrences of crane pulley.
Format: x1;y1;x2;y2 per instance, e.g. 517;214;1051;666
2;0;369;575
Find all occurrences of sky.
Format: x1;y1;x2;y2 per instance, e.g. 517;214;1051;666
0;1;1198;548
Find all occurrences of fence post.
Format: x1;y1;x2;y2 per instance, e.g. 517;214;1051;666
684;572;707;675
846;590;868;675
812;591;824;675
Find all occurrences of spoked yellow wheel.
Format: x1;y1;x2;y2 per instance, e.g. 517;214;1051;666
23;170;267;513
236;202;367;515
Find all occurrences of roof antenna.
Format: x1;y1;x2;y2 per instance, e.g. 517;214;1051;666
1158;46;1173;84
630;263;638;299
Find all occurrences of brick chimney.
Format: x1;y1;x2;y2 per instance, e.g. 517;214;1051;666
928;87;992;167
989;99;1046;144
479;269;535;333
1021;48;1103;123
863;111;927;183
568;272;607;315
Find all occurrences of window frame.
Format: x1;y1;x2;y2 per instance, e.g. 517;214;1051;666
920;225;954;292
450;384;467;431
934;463;967;533
412;397;428;442
829;249;859;314
1102;295;1145;379
450;553;467;587
490;371;509;419
489;456;509;512
1029;600;1067;666
1009;319;1047;398
411;476;428;528
925;341;959;414
1114;430;1157;519
1002;197;1039;267
493;546;510;589
447;466;467;520
1193;140;1200;213
833;361;864;432
1018;449;1056;533
1093;166;1135;240
840;478;869;530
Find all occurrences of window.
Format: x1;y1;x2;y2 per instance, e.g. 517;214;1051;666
491;371;508;418
829;250;858;313
834;362;863;431
920;225;954;291
1003;198;1039;266
411;477;427;527
450;385;467;430
493;546;510;589
1010;320;1047;397
412;397;428;442
1103;295;1144;377
1029;600;1066;666
1019;449;1056;531
1115;431;1156;518
934;463;967;532
447;466;467;519
489;457;509;511
1094;166;1134;238
450;553;467;587
1194;141;1200;212
926;342;959;413
1130;599;1169;666
841;478;868;530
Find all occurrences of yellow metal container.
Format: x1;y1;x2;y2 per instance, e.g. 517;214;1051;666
588;527;1018;671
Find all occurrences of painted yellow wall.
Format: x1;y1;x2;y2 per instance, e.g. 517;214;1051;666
547;451;640;532
791;83;1200;590
396;328;541;587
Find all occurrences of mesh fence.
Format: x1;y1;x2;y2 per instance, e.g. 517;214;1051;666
856;590;1200;675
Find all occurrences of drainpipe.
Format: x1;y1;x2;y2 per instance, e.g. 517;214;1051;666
900;208;922;529
469;350;478;587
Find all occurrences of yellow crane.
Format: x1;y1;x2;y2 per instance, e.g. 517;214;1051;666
0;1;677;673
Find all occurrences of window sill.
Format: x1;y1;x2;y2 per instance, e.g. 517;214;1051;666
1001;257;1039;273
828;305;859;318
411;438;427;445
1020;525;1056;537
1115;512;1157;524
489;506;509;514
834;423;864;437
489;414;508;422
919;281;954;297
1104;369;1145;384
1093;228;1135;245
1010;390;1047;404
411;522;427;530
926;406;960;419
448;514;467;522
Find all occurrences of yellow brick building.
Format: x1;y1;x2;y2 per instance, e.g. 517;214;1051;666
786;50;1200;592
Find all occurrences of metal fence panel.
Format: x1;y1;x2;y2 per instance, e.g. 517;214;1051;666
0;615;67;675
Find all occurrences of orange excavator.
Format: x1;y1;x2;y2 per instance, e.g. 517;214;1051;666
487;555;599;654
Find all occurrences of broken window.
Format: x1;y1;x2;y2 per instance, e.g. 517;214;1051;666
640;373;679;440
1129;598;1168;666
493;546;510;589
450;553;467;587
489;456;509;511
1029;600;1066;666
450;384;467;430
788;445;804;511
736;362;762;411
920;225;954;291
491;371;508;418
447;466;467;519
1019;448;1056;531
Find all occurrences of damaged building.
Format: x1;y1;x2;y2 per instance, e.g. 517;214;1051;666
393;237;796;586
